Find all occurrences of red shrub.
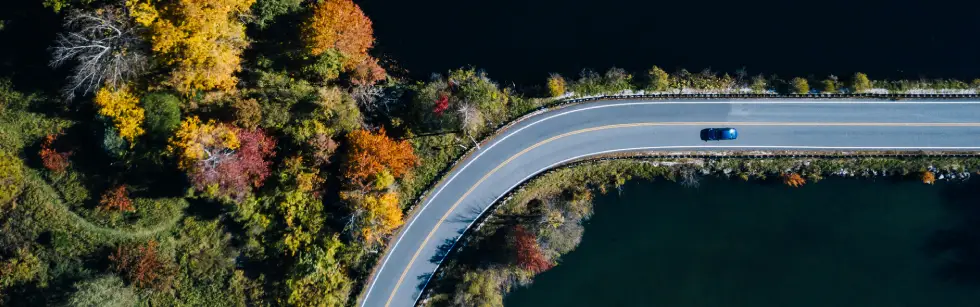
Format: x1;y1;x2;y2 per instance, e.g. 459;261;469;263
99;185;134;212
512;225;552;274
109;240;174;290
39;133;71;173
433;93;449;116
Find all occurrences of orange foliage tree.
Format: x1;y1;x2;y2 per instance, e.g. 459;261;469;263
512;225;551;274
342;128;418;187
39;133;72;173
303;0;386;85
304;0;374;65
99;185;134;212
783;173;806;188
921;171;935;184
109;240;175;290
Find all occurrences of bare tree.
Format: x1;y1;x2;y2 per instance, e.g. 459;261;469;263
50;7;147;100
456;102;484;149
677;165;701;188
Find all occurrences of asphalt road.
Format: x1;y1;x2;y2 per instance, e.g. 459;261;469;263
360;99;980;307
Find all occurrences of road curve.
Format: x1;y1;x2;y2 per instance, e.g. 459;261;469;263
360;99;980;307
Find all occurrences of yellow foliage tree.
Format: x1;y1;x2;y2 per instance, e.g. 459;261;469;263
168;116;240;171
342;191;403;244
94;86;145;145
921;171;935;184
546;74;566;97
127;0;254;94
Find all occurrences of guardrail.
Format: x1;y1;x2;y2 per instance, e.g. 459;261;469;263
563;92;980;103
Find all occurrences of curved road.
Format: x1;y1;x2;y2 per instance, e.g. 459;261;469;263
361;99;980;307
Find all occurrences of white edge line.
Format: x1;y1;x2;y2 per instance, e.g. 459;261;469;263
360;99;980;306
409;145;980;304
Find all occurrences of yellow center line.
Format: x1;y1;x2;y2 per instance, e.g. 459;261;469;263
382;121;980;306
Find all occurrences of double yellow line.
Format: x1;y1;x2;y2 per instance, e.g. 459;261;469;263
382;121;980;306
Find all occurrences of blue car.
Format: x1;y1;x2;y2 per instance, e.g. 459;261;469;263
700;128;738;141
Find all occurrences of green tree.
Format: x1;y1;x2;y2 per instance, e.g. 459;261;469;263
852;72;871;93
142;92;181;139
790;77;809;94
451;269;505;307
252;0;303;29
647;65;670;91
0;151;23;206
821;75;838;93
286;235;352;307
66;276;137;307
750;75;768;93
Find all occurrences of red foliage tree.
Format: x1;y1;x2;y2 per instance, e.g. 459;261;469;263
350;57;386;86
512;225;552;274
433;93;449;116
99;185;134;212
189;128;276;201
109;240;174;290
39;133;72;173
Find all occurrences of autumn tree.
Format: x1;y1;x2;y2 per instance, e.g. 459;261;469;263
432;93;449;116
66;276;137;307
512;225;552;274
852;72;871;93
783;173;806;188
790;77;809;94
109;240;175;290
50;6;147;100
94;86;144;145
647;65;670;91
546;74;566;97
342;190;403;244
452;269;505;307
128;0;254;94
99;185;134;212
304;0;374;68
40;132;72;173
0;248;44;297
342;128;418;187
0;151;24;206
169;117;276;201
921;171;935;184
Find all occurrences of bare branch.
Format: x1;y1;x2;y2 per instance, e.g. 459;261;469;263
50;7;148;100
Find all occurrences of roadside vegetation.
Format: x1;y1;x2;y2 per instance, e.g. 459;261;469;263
3;0;980;306
420;156;980;306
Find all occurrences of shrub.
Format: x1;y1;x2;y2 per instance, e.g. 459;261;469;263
921;171;935;184
546;74;566;97
750;75;768;93
790;77;809;94
512;225;552;274
109;240;175;290
0;151;24;206
647;65;670;91
66;275;137;307
40;133;71;173
99;185;134;212
782;173;806;187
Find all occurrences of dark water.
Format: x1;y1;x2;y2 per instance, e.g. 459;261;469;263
360;0;980;87
505;178;980;307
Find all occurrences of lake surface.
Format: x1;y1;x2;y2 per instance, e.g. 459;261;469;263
360;0;980;87
505;178;980;307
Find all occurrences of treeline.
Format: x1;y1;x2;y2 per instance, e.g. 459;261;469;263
545;67;980;96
